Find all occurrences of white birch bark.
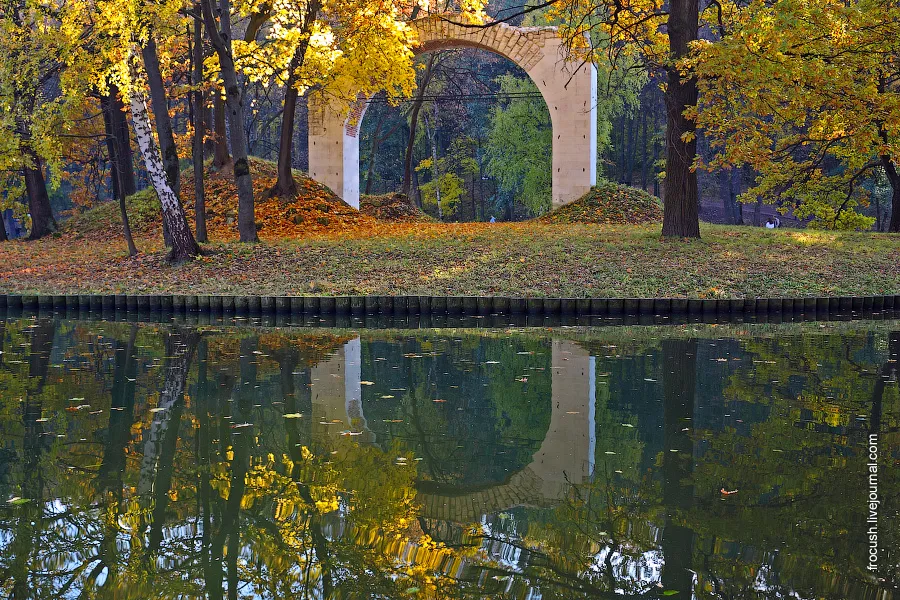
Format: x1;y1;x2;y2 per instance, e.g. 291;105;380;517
128;59;199;260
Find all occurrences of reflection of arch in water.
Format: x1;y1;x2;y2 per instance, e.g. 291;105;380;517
310;337;376;444
307;15;597;210
309;338;596;523
419;340;595;522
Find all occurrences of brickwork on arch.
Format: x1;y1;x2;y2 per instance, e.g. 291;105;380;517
308;14;597;210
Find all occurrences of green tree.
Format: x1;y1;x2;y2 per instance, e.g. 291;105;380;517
485;75;553;216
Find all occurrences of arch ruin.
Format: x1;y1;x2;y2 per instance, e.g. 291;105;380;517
307;15;597;210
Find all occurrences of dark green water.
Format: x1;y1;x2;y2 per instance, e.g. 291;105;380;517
0;318;897;599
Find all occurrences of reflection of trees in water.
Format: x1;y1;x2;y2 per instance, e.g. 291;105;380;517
0;322;896;599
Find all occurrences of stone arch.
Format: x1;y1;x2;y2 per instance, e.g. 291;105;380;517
307;15;597;210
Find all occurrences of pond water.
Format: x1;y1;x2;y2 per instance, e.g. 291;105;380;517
0;317;897;599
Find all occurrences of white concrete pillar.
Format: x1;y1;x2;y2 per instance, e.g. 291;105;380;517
307;95;367;209
524;39;597;208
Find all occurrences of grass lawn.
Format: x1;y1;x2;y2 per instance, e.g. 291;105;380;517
1;221;897;298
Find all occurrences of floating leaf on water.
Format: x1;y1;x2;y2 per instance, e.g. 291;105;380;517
231;423;253;429
604;451;616;455
283;413;304;419
381;395;394;399
621;423;634;427
149;407;166;413
360;381;375;385
663;591;679;596
8;497;30;506
484;361;500;364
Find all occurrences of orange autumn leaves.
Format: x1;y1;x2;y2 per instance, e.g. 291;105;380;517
178;160;374;240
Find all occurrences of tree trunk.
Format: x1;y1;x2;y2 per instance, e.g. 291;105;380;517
202;0;257;242
401;55;436;196
109;86;137;197
364;110;387;195
625;114;636;185
101;87;139;255
652;102;660;197
731;168;743;224
271;81;300;198
721;168;738;225
204;106;216;157
470;174;476;220
23;152;57;240
425;105;442;220
270;1;319;199
881;157;900;233
192;10;208;243
130;84;201;261
141;38;182;248
0;215;8;242
889;184;899;233
661;0;701;238
618;112;627;183
413;166;423;208
102;101;122;202
213;93;230;168
641;104;648;191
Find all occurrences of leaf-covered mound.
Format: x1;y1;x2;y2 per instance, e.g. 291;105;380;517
62;158;379;241
62;188;164;238
179;158;375;239
360;193;435;222
539;183;663;225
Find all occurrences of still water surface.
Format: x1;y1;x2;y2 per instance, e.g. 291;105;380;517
0;318;897;599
